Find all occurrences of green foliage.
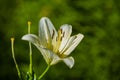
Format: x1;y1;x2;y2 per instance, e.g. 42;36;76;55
0;0;120;80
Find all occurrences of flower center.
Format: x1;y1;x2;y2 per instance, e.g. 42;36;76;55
53;28;66;58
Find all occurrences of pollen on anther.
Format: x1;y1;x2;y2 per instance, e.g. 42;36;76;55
60;29;62;33
60;36;63;41
63;32;65;37
52;30;55;39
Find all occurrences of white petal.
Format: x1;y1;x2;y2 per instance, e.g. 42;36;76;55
59;24;72;53
38;48;52;64
63;33;84;56
22;34;40;47
63;57;74;68
60;35;76;54
50;53;62;65
38;47;61;65
39;17;58;49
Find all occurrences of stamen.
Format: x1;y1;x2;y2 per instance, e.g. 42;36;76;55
60;28;62;33
56;37;58;41
54;29;63;53
60;36;63;41
57;29;62;41
63;32;65;37
60;29;64;41
52;30;55;39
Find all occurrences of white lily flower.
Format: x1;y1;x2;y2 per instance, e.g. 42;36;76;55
22;17;84;68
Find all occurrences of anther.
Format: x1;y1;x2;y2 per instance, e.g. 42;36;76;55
60;29;62;33
52;30;55;39
60;36;63;41
63;32;65;37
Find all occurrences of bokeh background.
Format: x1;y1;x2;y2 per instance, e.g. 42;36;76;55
0;0;120;80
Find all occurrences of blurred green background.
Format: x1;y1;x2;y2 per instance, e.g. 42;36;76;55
0;0;120;80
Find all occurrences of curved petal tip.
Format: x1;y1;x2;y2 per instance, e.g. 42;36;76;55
63;57;74;69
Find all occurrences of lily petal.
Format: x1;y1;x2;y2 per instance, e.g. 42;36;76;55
50;53;62;65
39;17;58;49
22;34;40;47
59;24;72;53
63;57;74;68
60;35;76;54
38;48;53;64
38;47;61;65
63;33;84;56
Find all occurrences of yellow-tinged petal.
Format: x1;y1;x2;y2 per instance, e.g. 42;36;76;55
39;17;58;49
62;33;84;56
60;35;76;55
63;57;74;69
22;34;40;47
37;47;61;65
39;17;52;48
59;24;72;53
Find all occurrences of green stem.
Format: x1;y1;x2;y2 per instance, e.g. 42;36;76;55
38;65;50;80
29;42;32;74
11;38;22;80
